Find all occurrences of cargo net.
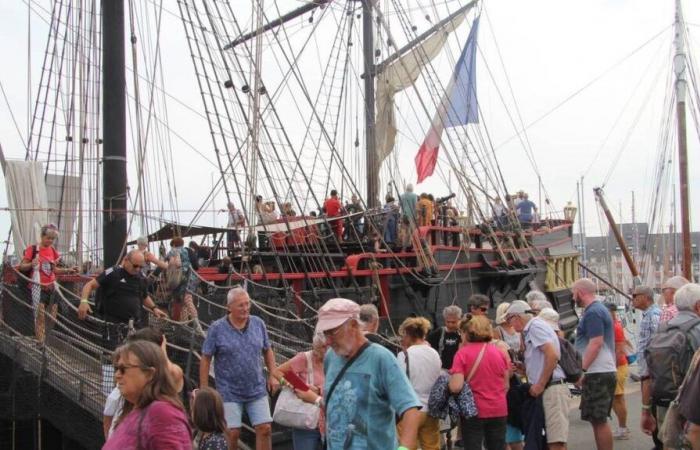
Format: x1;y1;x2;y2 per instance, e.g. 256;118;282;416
0;264;319;447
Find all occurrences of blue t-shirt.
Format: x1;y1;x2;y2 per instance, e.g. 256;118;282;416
575;301;616;373
517;200;536;215
202;315;270;403
399;192;418;220
323;344;420;450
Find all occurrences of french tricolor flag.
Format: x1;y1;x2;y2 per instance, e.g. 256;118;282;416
415;16;480;184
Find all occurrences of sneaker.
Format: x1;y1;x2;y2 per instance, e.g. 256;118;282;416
613;428;630;440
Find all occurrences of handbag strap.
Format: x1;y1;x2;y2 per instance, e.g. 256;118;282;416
325;342;371;407
305;351;314;385
402;349;410;378
466;344;487;382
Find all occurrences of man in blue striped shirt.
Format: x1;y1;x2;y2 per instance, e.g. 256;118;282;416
632;285;661;447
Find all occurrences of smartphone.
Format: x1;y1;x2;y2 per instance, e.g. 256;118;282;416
283;370;309;391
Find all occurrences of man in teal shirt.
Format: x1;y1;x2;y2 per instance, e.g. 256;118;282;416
399;184;418;223
297;298;421;450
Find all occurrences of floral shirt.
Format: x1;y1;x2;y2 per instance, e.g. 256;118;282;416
202;315;270;403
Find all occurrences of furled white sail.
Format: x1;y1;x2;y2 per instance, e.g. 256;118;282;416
4;160;49;256
46;173;81;254
375;12;467;168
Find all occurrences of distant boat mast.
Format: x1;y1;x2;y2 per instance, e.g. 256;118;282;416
674;0;692;280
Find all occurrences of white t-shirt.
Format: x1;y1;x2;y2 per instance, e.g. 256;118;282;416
397;343;442;410
103;386;124;438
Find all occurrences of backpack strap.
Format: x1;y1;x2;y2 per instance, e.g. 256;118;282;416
402;349;410;378
438;326;446;358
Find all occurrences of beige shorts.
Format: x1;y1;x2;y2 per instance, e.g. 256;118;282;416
615;364;628;395
543;383;571;444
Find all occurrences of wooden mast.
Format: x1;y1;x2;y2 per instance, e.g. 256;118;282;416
674;0;693;281
361;0;378;208
102;0;127;267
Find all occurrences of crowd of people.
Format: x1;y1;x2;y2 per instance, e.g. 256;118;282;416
88;274;699;450
16;223;700;449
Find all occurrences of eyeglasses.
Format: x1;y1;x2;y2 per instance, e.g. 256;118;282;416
474;306;488;312
128;259;143;269
323;321;347;339
113;363;149;374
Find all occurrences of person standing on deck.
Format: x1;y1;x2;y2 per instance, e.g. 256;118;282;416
226;202;245;255
400;184;418;224
200;287;278;450
324;189;344;241
77;249;167;394
417;193;434;227
516;193;537;226
19;224;78;343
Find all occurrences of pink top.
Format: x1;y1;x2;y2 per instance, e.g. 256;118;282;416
103;400;192;450
287;351;325;389
450;343;509;418
660;304;678;323
287;350;326;433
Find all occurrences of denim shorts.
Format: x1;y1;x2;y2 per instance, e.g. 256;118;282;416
224;395;272;428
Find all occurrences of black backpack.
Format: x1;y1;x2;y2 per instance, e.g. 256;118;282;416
645;318;700;405
558;337;583;383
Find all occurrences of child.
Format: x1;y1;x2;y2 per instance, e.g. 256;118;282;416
192;387;228;450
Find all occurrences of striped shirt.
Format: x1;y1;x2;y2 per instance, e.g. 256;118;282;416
637;304;661;377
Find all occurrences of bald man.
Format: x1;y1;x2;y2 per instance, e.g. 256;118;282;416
572;278;617;450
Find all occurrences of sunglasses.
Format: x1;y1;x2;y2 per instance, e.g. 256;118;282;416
113;363;149;374
128;259;144;269
474;306;488;312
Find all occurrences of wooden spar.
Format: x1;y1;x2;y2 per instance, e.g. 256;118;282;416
594;187;641;284
223;0;330;50
373;0;478;75
674;0;692;280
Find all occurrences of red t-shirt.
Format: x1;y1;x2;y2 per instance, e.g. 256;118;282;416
450;343;509;418
613;320;628;367
23;245;60;285
324;197;342;217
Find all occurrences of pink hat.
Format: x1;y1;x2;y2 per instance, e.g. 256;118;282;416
315;298;360;333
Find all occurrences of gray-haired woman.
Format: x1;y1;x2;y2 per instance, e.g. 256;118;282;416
272;332;328;450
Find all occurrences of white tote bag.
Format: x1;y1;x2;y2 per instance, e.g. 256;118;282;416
272;352;320;430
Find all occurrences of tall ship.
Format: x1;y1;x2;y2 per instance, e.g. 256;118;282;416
0;0;583;448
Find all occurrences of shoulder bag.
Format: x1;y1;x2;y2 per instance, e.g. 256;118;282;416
273;351;321;430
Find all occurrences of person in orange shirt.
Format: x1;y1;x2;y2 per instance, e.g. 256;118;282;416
18;224;77;342
323;189;344;241
417;193;434;227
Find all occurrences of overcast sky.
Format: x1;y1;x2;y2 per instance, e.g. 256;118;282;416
1;0;699;251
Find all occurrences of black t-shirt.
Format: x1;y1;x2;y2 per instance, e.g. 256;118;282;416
96;266;148;323
427;327;461;370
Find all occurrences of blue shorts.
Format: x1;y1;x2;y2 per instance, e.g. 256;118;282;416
506;423;524;444
224;396;272;428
